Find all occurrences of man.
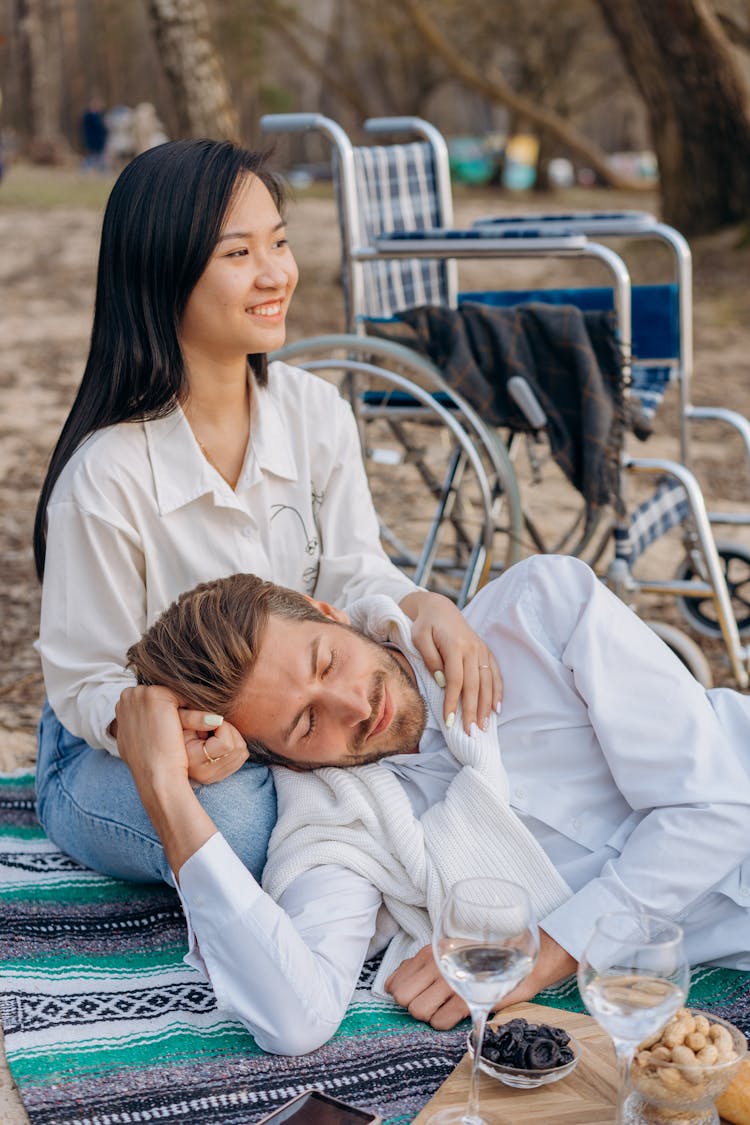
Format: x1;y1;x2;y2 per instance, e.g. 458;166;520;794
116;555;750;1058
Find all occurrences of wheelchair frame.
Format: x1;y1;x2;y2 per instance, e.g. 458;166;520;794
263;112;750;688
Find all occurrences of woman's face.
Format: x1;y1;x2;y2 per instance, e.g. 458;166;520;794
180;173;299;367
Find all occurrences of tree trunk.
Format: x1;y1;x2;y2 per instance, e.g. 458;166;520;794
146;0;239;141
596;0;750;234
16;0;68;161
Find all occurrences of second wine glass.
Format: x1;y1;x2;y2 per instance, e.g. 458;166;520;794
577;911;690;1125
428;877;539;1125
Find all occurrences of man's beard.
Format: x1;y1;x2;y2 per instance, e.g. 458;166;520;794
343;643;428;765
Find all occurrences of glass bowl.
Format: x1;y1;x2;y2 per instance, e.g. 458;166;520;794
627;1010;747;1125
467;1027;582;1089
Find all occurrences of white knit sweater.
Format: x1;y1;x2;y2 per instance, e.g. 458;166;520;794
262;595;571;994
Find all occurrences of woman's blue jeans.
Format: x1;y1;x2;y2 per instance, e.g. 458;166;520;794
36;700;277;885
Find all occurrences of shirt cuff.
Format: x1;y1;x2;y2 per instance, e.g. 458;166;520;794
540;870;637;961
177;832;263;955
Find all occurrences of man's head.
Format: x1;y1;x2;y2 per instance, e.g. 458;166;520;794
127;574;427;770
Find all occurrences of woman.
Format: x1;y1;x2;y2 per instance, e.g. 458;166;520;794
34;139;501;886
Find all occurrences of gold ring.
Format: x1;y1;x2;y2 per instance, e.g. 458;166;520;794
203;744;220;764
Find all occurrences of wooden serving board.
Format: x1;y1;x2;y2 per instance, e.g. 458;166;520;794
413;1002;733;1124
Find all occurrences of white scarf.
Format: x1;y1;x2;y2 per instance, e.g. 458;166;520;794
262;595;571;994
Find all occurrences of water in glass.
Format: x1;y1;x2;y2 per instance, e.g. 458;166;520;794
427;878;539;1125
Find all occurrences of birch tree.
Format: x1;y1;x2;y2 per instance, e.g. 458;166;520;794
16;0;67;160
146;0;239;140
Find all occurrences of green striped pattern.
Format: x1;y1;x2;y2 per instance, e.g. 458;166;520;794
1;772;747;1125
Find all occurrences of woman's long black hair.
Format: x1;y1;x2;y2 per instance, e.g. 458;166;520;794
33;139;284;580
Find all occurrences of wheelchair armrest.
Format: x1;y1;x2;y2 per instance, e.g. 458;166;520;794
686;406;750;465
473;212;658;237
368;228;589;257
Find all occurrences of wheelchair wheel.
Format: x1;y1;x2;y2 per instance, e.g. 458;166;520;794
273;335;524;604
643;621;713;688
674;541;750;639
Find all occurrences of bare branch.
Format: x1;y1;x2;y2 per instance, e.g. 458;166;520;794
402;0;649;191
717;9;750;51
263;6;370;120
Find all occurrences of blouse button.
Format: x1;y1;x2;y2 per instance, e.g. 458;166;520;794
571;817;582;831
242;526;254;539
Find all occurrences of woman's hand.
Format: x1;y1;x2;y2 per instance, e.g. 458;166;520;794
179;709;250;785
399;590;502;732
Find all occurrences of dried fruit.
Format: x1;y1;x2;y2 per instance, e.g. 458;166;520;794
481;1016;573;1071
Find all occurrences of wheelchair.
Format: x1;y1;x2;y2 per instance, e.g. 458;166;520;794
264;112;750;688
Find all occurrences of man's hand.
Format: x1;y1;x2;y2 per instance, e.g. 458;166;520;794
114;686;220;877
385;944;469;1030
115;685;193;790
384;930;577;1031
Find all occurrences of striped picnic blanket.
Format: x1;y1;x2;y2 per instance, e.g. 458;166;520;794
1;772;749;1125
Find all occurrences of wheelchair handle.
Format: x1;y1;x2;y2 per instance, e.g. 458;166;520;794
364;116;433;136
507;377;548;430
261;113;335;135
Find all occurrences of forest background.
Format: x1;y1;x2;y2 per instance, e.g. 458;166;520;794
2;0;750;232
1;0;750;735
2;0;750;740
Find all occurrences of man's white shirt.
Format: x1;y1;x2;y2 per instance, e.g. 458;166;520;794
176;556;750;1055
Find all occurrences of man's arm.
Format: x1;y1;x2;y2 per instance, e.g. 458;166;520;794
115;687;381;1055
114;686;225;871
494;556;750;961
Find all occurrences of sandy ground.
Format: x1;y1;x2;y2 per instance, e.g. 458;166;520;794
1;168;749;1122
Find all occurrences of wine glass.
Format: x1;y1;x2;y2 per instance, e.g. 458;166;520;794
428;878;539;1125
577;912;691;1125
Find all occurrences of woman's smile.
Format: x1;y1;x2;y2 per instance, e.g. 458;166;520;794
180;174;299;365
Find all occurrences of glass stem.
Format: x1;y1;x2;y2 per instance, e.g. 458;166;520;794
466;1008;490;1125
613;1040;636;1125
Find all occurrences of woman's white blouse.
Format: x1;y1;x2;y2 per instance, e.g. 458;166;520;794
38;361;417;752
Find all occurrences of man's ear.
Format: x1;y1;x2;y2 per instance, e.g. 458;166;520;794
303;595;350;625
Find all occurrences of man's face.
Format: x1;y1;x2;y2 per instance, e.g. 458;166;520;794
227;616;427;768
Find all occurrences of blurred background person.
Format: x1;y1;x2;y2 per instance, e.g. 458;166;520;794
80;96;108;172
132;102;168;156
104;104;134;170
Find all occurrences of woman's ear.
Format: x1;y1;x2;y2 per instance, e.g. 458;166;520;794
303;596;350;625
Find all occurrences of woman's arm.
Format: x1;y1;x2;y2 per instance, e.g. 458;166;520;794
41;499;247;784
40;499;145;752
314;395;502;730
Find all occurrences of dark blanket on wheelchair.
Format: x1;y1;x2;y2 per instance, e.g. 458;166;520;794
366;301;626;530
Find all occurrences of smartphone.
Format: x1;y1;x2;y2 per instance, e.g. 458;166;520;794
255;1089;382;1125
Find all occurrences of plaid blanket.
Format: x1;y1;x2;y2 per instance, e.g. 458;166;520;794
366;301;627;530
1;773;748;1125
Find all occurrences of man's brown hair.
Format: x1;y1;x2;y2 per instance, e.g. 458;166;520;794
127;572;328;723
